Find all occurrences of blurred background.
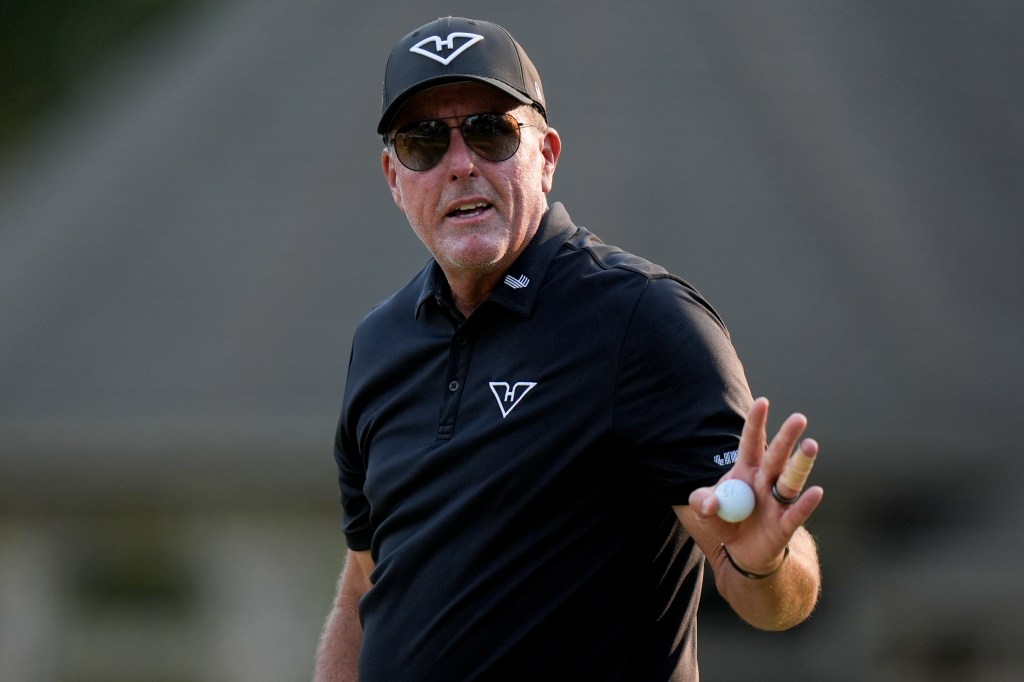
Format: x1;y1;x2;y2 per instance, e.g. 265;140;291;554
1;0;1021;680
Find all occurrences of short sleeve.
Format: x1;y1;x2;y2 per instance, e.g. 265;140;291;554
334;347;375;552
335;435;374;551
614;276;752;505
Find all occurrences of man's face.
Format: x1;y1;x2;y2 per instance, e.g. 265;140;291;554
381;81;560;282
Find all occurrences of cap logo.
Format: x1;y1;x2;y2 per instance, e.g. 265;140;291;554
410;32;484;66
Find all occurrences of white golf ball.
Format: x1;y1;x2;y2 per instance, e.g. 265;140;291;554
714;479;755;522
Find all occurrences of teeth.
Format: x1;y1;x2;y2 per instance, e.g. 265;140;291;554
457;202;487;211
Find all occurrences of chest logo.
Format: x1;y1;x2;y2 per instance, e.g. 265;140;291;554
489;381;537;418
410;32;485;66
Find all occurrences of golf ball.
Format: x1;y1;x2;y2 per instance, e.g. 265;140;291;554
714;479;755;522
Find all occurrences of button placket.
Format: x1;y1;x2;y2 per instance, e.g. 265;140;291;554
437;325;475;440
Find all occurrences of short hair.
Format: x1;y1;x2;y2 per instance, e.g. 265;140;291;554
523;104;548;133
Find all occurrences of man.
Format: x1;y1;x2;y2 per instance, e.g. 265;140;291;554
315;16;823;681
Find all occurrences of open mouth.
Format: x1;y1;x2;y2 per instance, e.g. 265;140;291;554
447;202;492;219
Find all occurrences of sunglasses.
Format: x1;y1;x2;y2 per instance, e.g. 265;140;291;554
387;112;533;171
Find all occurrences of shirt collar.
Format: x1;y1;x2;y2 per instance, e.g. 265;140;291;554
414;202;577;319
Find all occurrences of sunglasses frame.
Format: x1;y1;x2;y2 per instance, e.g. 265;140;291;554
385;112;534;171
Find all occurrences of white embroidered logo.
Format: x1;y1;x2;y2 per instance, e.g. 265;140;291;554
714;450;739;467
489;381;537;418
410;32;485;66
504;274;530;289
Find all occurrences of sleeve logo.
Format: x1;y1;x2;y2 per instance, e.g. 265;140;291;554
714;450;739;467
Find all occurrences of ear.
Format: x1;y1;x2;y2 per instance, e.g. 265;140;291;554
381;146;406;212
539;128;561;194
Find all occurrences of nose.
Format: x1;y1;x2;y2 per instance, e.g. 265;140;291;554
445;128;477;179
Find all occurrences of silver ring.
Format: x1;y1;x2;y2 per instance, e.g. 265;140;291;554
771;482;801;505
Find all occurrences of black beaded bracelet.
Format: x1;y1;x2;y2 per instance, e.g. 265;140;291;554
721;544;790;580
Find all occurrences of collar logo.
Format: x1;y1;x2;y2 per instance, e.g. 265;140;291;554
489;381;537;418
410;32;485;66
504;273;530;289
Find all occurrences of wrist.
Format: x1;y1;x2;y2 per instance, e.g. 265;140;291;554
720;544;790;580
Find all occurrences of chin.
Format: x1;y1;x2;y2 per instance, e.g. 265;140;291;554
440;239;508;270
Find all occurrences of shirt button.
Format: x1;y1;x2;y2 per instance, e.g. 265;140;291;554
456;335;468;346
448;380;459;392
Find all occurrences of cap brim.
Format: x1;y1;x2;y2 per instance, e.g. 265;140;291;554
377;75;534;135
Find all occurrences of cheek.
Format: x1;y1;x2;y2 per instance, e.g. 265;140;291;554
393;173;431;217
511;159;545;196
514;141;549;190
395;176;438;228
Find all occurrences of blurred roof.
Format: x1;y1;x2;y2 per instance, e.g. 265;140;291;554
2;0;1022;505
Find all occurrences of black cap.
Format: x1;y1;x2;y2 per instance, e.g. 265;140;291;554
378;17;546;135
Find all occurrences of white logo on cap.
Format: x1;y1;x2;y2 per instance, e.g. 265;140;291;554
410;32;484;66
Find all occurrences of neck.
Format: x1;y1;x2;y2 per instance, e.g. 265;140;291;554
445;269;503;319
440;203;549;318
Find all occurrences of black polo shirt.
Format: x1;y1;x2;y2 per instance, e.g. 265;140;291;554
335;203;752;681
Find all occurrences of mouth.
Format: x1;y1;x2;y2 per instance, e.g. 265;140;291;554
446;201;492;219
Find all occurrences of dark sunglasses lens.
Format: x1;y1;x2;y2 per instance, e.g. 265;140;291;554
463;114;521;162
393;114;523;170
395;120;449;170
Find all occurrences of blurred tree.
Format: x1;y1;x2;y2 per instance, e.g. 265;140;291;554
0;0;196;165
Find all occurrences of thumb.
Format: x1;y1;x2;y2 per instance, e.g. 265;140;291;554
688;487;717;516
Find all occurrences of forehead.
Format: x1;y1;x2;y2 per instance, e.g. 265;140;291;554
391;81;524;129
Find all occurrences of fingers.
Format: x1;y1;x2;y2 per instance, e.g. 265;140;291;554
737;397;769;467
774;438;818;501
766;411;817;507
688;486;716;516
742;398;820;506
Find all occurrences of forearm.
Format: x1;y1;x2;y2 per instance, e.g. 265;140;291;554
710;527;821;631
314;601;363;682
314;552;373;682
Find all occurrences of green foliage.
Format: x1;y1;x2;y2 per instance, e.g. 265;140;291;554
0;0;195;160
